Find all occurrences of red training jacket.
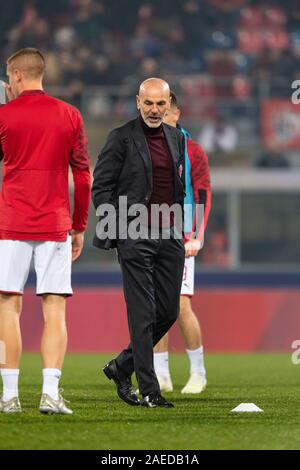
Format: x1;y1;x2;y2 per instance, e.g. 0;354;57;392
0;90;91;240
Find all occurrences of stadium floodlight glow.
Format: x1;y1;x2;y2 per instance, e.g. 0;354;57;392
231;403;264;413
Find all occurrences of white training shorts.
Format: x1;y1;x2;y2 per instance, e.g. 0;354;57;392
0;237;72;296
180;256;195;297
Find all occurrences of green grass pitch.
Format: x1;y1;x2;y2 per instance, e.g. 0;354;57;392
0;353;299;450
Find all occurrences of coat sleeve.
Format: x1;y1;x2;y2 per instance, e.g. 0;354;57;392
92;129;125;211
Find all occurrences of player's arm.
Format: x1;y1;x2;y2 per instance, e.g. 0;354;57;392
92;128;125;211
0;84;5;162
191;145;212;232
185;143;212;257
70;111;91;261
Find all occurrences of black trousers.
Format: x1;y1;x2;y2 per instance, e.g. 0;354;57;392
115;228;185;396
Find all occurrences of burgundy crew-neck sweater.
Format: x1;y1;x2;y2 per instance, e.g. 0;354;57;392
140;117;175;227
141;119;175;201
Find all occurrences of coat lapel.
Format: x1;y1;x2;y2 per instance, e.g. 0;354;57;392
131;118;152;178
162;123;178;168
163;124;184;199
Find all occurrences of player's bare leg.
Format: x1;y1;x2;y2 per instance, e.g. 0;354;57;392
154;333;169;353
179;296;207;394
39;294;72;414
41;295;67;370
0;293;22;412
154;296;207;393
178;296;202;350
153;333;173;392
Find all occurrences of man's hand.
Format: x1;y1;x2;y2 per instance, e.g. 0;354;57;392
185;238;203;258
70;230;84;262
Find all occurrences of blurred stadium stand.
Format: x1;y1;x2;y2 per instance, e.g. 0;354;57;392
3;0;297;269
1;0;300;270
1;1;300;351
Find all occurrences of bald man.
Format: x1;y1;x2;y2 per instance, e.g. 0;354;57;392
92;78;185;408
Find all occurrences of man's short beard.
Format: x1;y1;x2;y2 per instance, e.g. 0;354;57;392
140;109;162;128
146;119;162;128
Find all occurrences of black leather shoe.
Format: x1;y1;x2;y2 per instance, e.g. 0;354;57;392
103;359;140;406
140;392;174;408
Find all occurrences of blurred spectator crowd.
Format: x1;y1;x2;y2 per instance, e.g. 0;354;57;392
1;0;299;167
1;0;298;267
1;0;299;95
